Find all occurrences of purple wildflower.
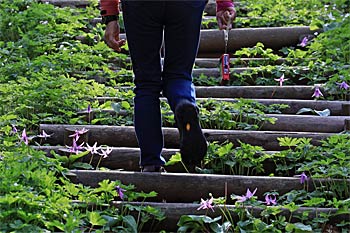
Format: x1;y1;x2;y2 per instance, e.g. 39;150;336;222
265;194;277;206
115;185;126;200
86;142;101;155
37;130;51;140
274;74;288;86
98;146;112;159
67;138;85;154
337;81;349;90
300;172;308;184
197;197;215;212
300;37;308;47
69;128;89;141
11;125;18;134
236;188;257;203
312;87;324;98
87;104;92;113
21;129;29;145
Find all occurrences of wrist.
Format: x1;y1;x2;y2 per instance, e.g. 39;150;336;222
102;15;119;25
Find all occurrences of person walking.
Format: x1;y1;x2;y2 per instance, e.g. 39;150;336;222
100;0;235;172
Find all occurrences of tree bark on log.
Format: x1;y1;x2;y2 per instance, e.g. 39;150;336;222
195;86;317;99
76;109;348;133
39;124;334;150
110;201;350;232
113;27;314;55
95;97;346;115
70;170;350;203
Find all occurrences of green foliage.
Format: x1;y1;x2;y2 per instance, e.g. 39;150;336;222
0;131;164;231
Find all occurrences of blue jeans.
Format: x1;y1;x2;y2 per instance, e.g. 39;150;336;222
122;0;206;166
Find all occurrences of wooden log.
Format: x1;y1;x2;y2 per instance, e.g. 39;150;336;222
103;27;313;56
111;201;350;232
195;86;318;99
105;85;319;99
342;103;350;116
107;56;291;69
70;170;350;203
76;109;348;133
345;119;350;131
95;97;346;116
34;146;181;172
39;124;334;150
35;145;281;174
39;0;90;7
192;66;309;79
198;27;315;53
194;57;291;68
261;114;349;133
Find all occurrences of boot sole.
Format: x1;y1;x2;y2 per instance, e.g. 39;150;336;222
175;101;207;166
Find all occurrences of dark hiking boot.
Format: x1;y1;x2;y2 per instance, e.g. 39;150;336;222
141;165;167;173
175;100;208;166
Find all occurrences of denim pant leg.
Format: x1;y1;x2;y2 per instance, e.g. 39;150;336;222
162;1;206;112
122;1;166;166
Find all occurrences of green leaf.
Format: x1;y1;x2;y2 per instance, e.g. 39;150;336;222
69;150;89;163
122;215;137;233
72;162;94;170
111;102;121;112
87;211;107;226
121;101;131;109
165;152;182;166
293;223;313;232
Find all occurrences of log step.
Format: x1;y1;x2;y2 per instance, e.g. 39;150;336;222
35;146;281;173
83;27;313;56
35;146;179;171
86;66;311;85
77;108;349;133
195;86;319;99
70;170;350;203
109;57;301;69
95;97;349;116
39;124;334;151
110;201;350;232
114;85;324;100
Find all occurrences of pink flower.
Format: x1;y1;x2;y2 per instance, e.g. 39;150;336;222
21;129;29;145
274;74;288;86
87;104;92;113
115;185;126;200
99;146;112;159
86;142;101;155
265;194;277;205
236;188;257;203
300;36;308;47
67;138;85;154
312;87;323;98
300;172;308;184
11;125;18;134
37;130;52;140
337;81;349;90
197;197;215;212
69;128;89;141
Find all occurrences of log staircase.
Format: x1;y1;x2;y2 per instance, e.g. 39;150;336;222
36;0;350;231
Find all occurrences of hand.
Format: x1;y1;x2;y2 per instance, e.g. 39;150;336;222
104;20;126;52
216;8;236;30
